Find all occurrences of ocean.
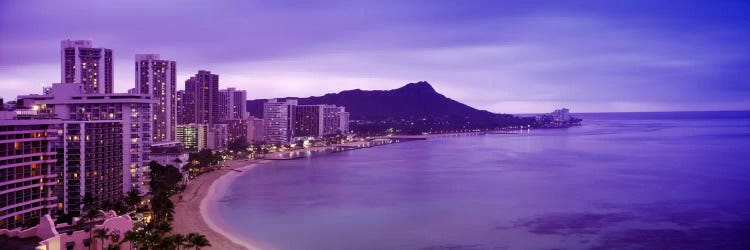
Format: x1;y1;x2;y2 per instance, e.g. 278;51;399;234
213;111;750;249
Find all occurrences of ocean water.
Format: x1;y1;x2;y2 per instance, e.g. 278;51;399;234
215;111;750;250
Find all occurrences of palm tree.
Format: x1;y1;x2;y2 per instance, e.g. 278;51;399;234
108;230;121;248
170;234;187;250
122;230;142;250
93;228;110;250
82;206;100;250
186;233;211;250
125;189;141;212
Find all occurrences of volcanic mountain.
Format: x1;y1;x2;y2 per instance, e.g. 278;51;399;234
247;81;530;134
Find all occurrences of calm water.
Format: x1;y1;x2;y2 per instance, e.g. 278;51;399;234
216;111;750;250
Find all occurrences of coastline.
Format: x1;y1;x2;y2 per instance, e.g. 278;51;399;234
172;132;487;249
171;159;270;250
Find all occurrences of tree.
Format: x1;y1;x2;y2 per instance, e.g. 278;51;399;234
122;230;142;250
125;189;142;211
186;233;211;250
83;192;96;209
82;206;100;250
168;234;187;250
94;228;109;250
228;136;250;153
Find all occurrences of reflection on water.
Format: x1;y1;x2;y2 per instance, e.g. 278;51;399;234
217;111;750;250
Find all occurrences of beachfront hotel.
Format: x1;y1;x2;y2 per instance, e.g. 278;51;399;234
226;116;264;144
135;54;177;142
218;87;248;122
60;39;114;94
183;70;220;126
176;123;208;150
0;111;60;230
17;83;154;214
263;99;298;144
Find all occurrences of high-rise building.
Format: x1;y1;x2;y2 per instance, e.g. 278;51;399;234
18;83;153;215
176;90;186;125
0;111;60;229
292;105;325;138
183;71;219;125
225;116;264;144
61;40;113;94
135;54;177;142
263;99;297;145
175;124;208;151
338;107;350;134
218;88;247;122
207;124;228;150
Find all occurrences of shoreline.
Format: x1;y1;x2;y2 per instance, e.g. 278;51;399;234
172;132;487;249
172;159;271;250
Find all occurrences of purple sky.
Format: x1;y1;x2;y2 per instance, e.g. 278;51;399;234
1;0;749;113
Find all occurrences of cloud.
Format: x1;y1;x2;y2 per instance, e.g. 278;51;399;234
1;0;749;112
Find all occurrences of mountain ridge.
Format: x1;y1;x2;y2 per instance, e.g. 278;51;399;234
247;81;532;135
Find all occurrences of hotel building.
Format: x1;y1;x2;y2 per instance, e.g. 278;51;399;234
226;116;264;144
218;88;247;122
175;124;208;151
18;83;154;215
60;40;113;94
263;99;297;144
135;54;177;142
183;71;219;125
292;105;325;138
0;111;60;230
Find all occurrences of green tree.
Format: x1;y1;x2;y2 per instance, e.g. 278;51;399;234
228;137;250;153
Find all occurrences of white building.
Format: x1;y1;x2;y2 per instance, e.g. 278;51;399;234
134;54;177;142
208;124;229;150
0;111;60;230
60;40;113;94
176;124;208;151
263;99;297;145
18;83;154;213
218;88;247;122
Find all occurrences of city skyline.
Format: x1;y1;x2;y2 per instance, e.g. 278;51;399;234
2;1;749;113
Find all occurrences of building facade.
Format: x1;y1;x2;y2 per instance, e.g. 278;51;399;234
175;124;208;151
18;83;154;214
183;71;219;125
218;88;247;122
176;90;186;125
292;105;324;138
207;124;229;150
0;112;60;230
263;99;297;145
135;54;177;142
60;40;113;94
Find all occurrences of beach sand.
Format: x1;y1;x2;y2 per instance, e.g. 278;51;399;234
171;159;269;250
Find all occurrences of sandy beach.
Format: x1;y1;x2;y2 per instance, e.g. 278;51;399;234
171;159;269;250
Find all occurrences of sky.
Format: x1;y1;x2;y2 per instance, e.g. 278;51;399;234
1;0;749;113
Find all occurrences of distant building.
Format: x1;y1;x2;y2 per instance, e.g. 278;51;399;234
247;116;264;143
176;90;186;125
551;108;570;122
0;111;61;230
17;83;154;215
176;124;208;151
338;107;350;134
218;88;247;122
135;54;177;142
292;105;325;138
183;70;219;125
263;99;297;144
207;124;229;150
60;40;113;94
